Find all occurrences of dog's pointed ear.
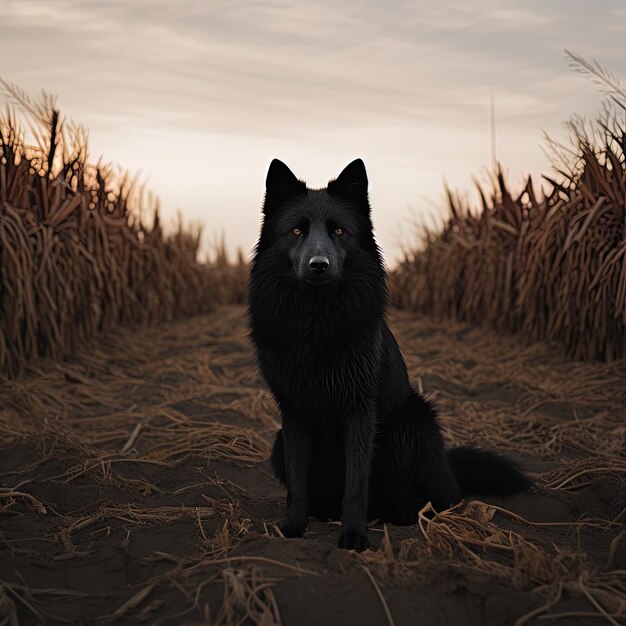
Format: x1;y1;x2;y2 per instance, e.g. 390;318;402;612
263;159;306;214
327;159;369;208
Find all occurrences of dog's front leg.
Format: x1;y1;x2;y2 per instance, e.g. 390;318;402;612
338;411;374;551
280;416;313;538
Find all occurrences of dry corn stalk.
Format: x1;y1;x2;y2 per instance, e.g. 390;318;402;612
0;80;247;378
391;107;626;362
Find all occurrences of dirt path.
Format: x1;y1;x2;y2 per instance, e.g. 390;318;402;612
1;306;625;625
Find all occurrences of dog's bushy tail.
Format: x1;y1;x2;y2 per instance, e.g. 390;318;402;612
447;446;533;497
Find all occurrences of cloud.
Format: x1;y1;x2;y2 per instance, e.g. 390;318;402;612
5;0;623;136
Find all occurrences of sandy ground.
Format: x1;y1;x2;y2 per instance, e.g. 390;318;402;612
1;305;625;625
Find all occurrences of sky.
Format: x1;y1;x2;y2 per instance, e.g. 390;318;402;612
1;0;625;263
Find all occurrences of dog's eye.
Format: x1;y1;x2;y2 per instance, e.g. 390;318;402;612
291;228;303;237
334;227;344;237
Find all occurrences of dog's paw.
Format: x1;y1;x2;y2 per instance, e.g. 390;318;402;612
338;531;370;552
280;522;306;538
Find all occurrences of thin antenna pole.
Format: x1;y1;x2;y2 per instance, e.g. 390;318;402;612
490;94;496;170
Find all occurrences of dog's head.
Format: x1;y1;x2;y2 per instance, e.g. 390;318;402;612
253;159;383;288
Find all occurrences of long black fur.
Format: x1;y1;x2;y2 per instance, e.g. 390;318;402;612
248;158;532;551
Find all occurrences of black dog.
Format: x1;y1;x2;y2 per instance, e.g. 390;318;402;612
247;158;531;551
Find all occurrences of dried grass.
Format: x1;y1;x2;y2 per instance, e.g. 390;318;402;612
0;580;85;625
0;79;246;378
0;585;19;626
1;306;625;624
213;567;282;626
391;57;626;362
358;500;626;624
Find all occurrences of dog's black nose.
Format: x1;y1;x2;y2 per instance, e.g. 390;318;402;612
309;256;329;273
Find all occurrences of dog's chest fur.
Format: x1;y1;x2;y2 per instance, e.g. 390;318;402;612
253;297;383;419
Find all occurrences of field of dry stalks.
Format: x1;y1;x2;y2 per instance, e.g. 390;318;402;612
391;81;626;361
1;71;625;625
0;83;246;379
